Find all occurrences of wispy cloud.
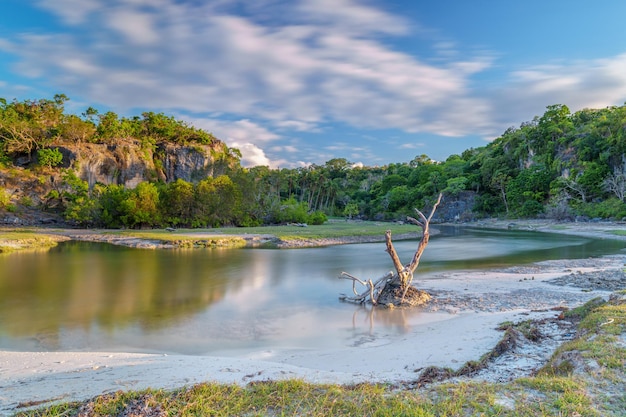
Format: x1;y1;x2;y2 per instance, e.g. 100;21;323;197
3;1;626;166
35;0;102;25
489;53;626;132
1;1;488;134
400;143;426;149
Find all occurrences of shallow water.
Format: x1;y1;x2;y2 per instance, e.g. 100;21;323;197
0;226;624;355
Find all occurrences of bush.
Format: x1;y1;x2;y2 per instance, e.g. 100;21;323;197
517;200;544;218
37;148;64;168
19;196;34;207
0;187;10;208
307;211;327;225
0;150;10;168
545;192;574;220
575;198;626;220
274;198;309;224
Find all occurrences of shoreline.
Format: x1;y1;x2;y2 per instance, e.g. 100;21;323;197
1;221;625;414
4;218;626;251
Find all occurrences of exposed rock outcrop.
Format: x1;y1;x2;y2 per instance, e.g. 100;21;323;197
54;139;230;188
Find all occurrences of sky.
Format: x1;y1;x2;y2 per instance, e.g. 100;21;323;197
2;1;626;168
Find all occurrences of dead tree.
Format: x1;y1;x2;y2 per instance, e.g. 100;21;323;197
339;193;442;307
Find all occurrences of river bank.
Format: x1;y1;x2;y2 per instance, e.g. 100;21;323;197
3;218;626;252
0;220;426;252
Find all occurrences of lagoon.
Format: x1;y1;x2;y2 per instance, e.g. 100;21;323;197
1;227;624;355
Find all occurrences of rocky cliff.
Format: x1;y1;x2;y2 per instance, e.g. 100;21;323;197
55;139;231;188
0;139;235;225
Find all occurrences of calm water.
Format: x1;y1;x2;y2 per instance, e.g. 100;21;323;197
1;227;624;355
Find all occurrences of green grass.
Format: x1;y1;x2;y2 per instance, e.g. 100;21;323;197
193;220;419;240
1;220;423;252
549;224;570;230
106;220;422;246
15;296;626;417
0;230;66;253
103;230;248;248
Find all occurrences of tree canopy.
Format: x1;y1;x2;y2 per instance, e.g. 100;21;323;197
2;95;626;227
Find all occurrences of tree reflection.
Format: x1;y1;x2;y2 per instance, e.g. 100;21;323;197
0;242;251;340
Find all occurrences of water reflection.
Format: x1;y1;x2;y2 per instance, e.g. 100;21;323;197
350;304;425;335
0;227;624;353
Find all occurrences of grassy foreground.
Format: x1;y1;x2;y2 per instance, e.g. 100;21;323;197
14;294;626;417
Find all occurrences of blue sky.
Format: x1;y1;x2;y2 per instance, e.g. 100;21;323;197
2;1;626;168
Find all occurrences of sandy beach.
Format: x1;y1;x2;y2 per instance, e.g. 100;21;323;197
1;220;625;415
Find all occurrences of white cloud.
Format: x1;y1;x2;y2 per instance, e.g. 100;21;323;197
489;54;626;134
400;143;425;149
270;145;298;153
230;142;272;168
7;0;626;165
183;116;283;167
274;120;318;132
35;0;101;24
105;8;160;45
297;0;410;36
7;0;490;137
210;119;280;143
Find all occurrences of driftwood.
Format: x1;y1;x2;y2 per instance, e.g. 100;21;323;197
339;193;442;307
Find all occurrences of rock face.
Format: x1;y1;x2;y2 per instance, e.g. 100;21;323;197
160;143;227;183
434;191;477;223
56;140;229;188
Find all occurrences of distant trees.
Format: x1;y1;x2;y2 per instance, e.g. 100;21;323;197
603;162;626;202
3;95;626;226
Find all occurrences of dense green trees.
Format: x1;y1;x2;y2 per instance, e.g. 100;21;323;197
0;96;217;153
2;95;626;227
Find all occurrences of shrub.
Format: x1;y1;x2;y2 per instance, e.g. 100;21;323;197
307;211;327;225
517;200;544;218
37;148;64;168
275;198;309;224
574;198;626;220
19;196;34;207
0;187;10;208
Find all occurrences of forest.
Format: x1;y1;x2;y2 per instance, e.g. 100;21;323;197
1;95;626;228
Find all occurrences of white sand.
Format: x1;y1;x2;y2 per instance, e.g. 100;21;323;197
2;255;619;416
0;311;536;415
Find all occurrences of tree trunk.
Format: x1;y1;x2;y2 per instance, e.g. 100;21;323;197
339;193;442;307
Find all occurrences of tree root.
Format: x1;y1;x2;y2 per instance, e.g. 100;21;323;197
339;271;431;307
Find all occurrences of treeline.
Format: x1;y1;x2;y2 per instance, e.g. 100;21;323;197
53;171;327;228
241;103;626;223
2;95;626;227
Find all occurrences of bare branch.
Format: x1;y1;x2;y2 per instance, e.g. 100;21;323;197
407;193;442;274
405;216;423;227
368;279;377;305
400;271;413;302
339;272;367;295
426;193;443;223
339;271;393;304
385;230;405;276
339;271;367;285
414;208;428;225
